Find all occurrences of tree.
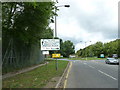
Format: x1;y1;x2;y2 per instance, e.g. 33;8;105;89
93;42;103;57
76;39;120;58
104;39;119;57
2;2;55;73
61;40;75;57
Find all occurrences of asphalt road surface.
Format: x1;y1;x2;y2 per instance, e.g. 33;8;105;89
66;60;118;88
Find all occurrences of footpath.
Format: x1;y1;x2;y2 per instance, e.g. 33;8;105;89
2;62;49;79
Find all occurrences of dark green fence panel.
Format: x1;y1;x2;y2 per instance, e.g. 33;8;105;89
2;39;44;74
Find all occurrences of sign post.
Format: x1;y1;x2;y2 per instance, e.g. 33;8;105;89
42;51;49;70
41;39;60;71
52;54;61;71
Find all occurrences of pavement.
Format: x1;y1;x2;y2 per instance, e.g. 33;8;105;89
64;60;118;88
2;62;49;79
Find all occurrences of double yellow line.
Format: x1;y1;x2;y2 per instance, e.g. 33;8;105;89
64;61;72;88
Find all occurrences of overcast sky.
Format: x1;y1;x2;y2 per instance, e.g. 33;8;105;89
50;0;119;52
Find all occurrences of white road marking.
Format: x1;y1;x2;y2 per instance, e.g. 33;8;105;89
98;70;117;80
87;65;95;69
83;60;117;81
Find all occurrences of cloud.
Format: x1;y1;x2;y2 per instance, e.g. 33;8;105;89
50;0;119;52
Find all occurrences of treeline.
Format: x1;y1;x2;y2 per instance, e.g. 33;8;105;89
59;39;75;57
49;38;75;58
76;39;120;58
2;2;55;73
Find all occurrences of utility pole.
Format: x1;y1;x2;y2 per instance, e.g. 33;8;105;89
54;5;70;70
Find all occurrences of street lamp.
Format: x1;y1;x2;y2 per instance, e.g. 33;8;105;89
54;5;70;71
56;5;70;8
54;5;70;38
80;41;91;60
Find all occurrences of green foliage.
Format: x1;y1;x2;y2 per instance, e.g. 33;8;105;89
104;39;119;57
61;40;75;57
41;27;53;39
76;39;120;58
2;2;55;43
2;2;55;73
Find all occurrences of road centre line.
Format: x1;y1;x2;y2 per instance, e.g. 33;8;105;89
83;62;117;81
91;60;118;71
83;62;95;69
87;65;95;69
84;63;87;65
98;70;117;81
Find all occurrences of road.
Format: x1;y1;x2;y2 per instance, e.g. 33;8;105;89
65;60;118;88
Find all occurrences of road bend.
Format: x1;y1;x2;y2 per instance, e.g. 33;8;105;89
66;60;118;88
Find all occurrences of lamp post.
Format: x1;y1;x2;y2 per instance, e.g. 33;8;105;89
54;5;70;71
54;5;70;38
80;41;91;60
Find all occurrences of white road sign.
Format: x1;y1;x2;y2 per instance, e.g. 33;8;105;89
42;51;49;55
41;39;60;50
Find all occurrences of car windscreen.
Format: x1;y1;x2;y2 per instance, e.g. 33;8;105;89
108;58;116;60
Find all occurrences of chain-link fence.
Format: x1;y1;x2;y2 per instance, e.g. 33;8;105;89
2;39;44;74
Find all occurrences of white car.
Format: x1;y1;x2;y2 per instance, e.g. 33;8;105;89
105;58;119;65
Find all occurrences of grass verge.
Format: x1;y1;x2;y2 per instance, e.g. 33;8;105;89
2;60;68;88
69;57;106;60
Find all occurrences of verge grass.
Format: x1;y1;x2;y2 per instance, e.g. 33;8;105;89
69;57;106;60
2;60;68;88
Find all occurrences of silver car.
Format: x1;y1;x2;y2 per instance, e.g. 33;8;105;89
105;58;119;65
